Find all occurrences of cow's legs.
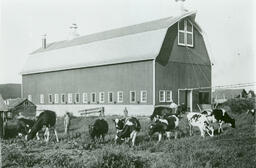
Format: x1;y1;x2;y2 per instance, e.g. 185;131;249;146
130;131;137;146
174;131;178;139
54;128;59;142
44;127;50;142
199;126;205;138
36;132;40;140
218;121;224;133
166;131;171;140
189;124;193;136
158;133;162;142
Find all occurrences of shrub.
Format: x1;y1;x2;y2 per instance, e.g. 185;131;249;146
224;98;255;113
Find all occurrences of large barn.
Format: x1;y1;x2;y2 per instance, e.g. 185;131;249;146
21;7;212;116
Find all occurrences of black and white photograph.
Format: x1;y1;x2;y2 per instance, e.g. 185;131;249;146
0;0;255;167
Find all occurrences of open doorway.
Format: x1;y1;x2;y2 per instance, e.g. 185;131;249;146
178;89;193;112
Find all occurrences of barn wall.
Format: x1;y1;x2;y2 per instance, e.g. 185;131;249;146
22;60;153;115
155;22;212;106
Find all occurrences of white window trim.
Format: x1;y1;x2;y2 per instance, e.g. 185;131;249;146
159;90;165;103
117;91;123;103
82;92;88;104
166;90;173;102
61;94;65;104
75;93;80;103
54;94;59;104
108;92;114;103
48;94;53;104
99;92;105;103
178;19;194;47
67;93;73;104
28;95;32;102
90;92;96;103
130;91;136;103
40;94;44;104
140;90;147;103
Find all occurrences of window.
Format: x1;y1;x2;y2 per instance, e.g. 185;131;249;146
82;93;88;103
99;92;104;103
130;91;136;103
199;92;210;104
178;19;193;47
48;94;53;103
68;93;72;104
166;90;173;102
61;94;65;104
117;91;123;103
91;93;96;103
108;92;113;103
40;94;44;104
54;94;59;104
75;93;80;103
159;90;165;102
28;95;32;101
140;90;147;103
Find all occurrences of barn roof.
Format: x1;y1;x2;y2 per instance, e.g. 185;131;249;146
21;11;198;75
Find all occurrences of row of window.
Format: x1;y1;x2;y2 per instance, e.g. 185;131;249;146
159;90;173;103
28;90;148;104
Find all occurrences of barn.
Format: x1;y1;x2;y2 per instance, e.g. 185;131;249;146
21;8;212;116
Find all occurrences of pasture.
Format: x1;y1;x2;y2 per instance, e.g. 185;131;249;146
1;112;256;168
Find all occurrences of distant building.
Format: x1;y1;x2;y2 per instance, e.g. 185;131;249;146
0;84;21;99
21;4;212;116
212;89;248;103
5;98;36;119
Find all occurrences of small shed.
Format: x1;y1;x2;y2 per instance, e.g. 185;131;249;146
6;98;36;119
0;94;8;138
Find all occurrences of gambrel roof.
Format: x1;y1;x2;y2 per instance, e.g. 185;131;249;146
21;11;200;75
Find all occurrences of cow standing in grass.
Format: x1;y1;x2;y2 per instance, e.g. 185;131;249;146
89;119;108;143
25;110;59;142
148;115;179;142
16;118;35;137
187;112;214;138
113;117;141;147
211;109;235;133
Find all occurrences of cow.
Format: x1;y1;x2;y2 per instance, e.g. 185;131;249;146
113;117;141;146
148;115;179;142
64;112;71;135
16;118;35;137
25;110;59;142
211;109;235;133
150;104;186;121
187;112;214;138
89;119;108;143
247;108;255;123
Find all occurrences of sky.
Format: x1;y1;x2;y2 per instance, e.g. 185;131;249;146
0;0;255;90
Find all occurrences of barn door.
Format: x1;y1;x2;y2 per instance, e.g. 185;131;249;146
178;89;193;112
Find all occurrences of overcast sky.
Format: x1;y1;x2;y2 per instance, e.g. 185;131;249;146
0;0;255;89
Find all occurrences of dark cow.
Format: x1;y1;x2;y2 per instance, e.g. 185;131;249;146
89;119;108;142
149;115;179;142
150;104;186;121
113;117;141;146
17;118;35;137
211;109;235;133
25;110;59;142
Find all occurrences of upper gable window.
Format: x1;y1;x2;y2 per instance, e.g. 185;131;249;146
178;19;193;47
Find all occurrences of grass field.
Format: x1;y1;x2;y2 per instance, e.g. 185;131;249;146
1;112;256;168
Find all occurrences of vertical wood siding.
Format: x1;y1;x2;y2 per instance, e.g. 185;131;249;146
22;60;153;106
155;22;211;106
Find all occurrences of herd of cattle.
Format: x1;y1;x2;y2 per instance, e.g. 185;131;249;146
13;105;243;147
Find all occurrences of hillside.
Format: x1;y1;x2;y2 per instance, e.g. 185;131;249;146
0;83;21;99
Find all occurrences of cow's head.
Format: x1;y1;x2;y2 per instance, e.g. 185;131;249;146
148;120;167;136
113;118;125;131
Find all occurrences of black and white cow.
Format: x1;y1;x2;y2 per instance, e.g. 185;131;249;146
113;117;141;146
25;110;59;142
187;112;214;138
211;109;235;133
89;119;108;142
148;115;179;142
16;118;35;137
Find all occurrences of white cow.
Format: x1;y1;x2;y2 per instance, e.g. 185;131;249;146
187;112;214;137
